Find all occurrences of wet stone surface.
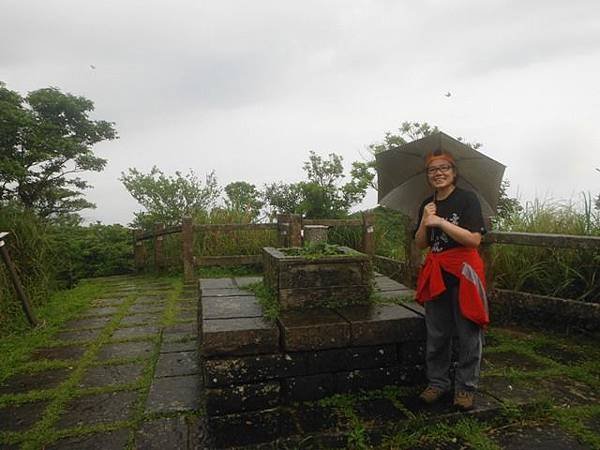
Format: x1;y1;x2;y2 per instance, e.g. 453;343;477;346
202;295;263;319
96;341;154;360
30;345;87;361
56;390;138;428
0;400;49;432
78;362;145;388
82;306;120;317
46;429;130;450
62;316;112;330
200;277;237;289
490;424;590;450
203;317;279;356
54;328;102;343
278;308;351;351
160;338;198;353
119;313;161;326
201;287;254;297
111;325;159;340
135;415;206;450
0;367;73;394
145;375;200;413
155;351;199;377
234;276;263;288
482;350;549;371
532;342;589;365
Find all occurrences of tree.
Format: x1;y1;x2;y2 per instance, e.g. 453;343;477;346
120;166;220;229
263;151;374;219
224;181;263;221
0;82;117;218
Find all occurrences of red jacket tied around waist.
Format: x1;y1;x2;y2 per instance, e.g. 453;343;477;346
416;247;490;327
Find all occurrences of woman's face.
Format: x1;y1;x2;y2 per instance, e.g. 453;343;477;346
426;160;456;190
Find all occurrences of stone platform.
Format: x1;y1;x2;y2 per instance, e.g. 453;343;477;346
200;273;425;448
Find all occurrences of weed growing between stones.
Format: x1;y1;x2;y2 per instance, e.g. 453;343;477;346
243;281;280;321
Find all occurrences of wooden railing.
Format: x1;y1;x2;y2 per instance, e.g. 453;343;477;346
132;212;376;282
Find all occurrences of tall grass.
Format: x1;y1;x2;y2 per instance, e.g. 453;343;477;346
492;194;600;303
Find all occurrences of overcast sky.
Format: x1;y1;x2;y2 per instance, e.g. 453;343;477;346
2;0;600;224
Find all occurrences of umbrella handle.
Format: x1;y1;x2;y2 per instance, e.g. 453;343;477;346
430;191;436;243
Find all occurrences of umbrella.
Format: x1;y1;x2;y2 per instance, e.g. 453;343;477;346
375;132;506;220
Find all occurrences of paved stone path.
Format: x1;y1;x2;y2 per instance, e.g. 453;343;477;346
0;276;205;450
1;274;599;449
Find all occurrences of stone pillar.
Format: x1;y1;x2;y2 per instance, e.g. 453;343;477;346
303;225;328;245
182;217;195;283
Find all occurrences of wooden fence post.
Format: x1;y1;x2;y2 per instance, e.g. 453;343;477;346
404;219;420;288
154;223;164;273
133;229;145;273
361;211;375;257
277;214;291;247
289;214;302;247
0;233;38;327
182;217;195;283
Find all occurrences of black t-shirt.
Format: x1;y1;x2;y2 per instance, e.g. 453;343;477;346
415;187;486;286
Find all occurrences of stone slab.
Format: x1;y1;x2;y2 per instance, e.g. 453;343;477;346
56;391;138;429
145;375;200;413
31;345;86;361
490;424;590;450
354;397;408;423
204;353;306;387
201;288;254;297
163;321;197;336
399;340;426;365
304;344;397;374
374;277;410;292
203;317;279;357
335;366;401;393
234;276;263;288
130;303;164;314
200;278;236;289
202;296;263;319
135;295;166;304
482;350;549;372
135;416;206;450
293;403;339;434
208;408;296;448
62;316;112;330
206;381;280;415
119;313;161;327
335;303;425;345
111;325;159;340
54;328;102;343
160;339;198;353
82;306;120;317
97;341;154;360
279;285;371;310
46;429;130;450
0;400;49;432
91;297;126;307
0;367;73;394
155;351;199;377
278;308;350;351
283;373;336;402
78;362;145;388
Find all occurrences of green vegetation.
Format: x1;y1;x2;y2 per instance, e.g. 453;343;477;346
244;282;279;321
280;242;353;259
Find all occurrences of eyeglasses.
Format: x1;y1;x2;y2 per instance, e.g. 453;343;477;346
427;164;453;175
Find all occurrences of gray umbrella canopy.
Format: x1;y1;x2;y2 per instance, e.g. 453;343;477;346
375;132;505;220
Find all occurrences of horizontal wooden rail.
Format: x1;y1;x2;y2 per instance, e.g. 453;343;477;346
193;223;278;232
484;231;600;250
302;219;363;227
136;225;182;241
196;255;262;267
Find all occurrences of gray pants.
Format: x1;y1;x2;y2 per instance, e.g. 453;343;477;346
424;285;483;392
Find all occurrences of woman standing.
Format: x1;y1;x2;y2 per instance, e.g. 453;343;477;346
413;148;489;411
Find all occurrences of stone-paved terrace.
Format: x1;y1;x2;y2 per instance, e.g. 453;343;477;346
0;274;599;449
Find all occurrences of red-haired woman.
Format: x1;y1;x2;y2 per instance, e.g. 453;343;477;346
413;149;489;411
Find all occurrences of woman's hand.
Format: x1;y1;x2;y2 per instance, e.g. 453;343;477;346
421;202;443;227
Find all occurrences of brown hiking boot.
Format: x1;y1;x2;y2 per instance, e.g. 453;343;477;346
419;386;447;404
454;390;475;411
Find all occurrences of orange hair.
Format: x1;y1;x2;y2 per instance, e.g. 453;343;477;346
425;149;455;167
